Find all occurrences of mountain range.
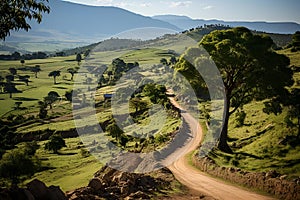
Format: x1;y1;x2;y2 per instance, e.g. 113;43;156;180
1;0;299;52
152;15;300;34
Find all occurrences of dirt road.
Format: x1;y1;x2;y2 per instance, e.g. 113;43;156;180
168;98;275;200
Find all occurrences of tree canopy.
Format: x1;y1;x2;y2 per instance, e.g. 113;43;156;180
0;0;50;40
45;134;66;153
175;27;293;153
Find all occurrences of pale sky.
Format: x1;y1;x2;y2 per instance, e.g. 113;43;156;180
65;0;300;23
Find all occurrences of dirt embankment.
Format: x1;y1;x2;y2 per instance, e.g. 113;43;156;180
192;156;300;200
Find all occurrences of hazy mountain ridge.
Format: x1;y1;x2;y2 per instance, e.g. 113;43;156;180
2;0;180;51
153;15;300;34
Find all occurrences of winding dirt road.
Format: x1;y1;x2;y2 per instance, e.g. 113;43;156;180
168;98;275;200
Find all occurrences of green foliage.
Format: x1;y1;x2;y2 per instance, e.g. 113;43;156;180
44;91;59;109
31;65;41;78
106;123;123;141
0;0;50;40
291;31;300;51
199;27;293;152
48;70;61;84
45;134;66;153
0;148;40;185
235;110;246;127
76;53;82;65
67;68;77;81
143;83;167;104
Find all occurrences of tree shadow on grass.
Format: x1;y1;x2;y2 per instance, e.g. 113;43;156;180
53;86;68;89
57;152;77;156
13;97;39;101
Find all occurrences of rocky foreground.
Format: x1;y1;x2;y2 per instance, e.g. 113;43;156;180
0;165;206;200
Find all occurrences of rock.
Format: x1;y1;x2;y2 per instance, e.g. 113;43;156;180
126;191;150;199
88;178;103;191
48;185;67;200
26;179;49;199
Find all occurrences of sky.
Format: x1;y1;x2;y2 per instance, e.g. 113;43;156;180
65;0;300;23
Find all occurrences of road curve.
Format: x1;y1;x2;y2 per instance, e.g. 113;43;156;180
168;98;275;200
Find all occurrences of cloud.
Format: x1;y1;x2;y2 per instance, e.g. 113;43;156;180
203;5;214;10
170;1;192;8
140;3;151;7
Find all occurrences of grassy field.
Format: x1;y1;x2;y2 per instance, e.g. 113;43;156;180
20;138;102;192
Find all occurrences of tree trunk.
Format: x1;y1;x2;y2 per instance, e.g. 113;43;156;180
297;115;300;138
54;77;56;84
9;92;12;98
217;98;233;153
35;72;38;78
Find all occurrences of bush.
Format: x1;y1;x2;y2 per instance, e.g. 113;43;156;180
0;148;41;185
235;110;246;127
45;134;66;153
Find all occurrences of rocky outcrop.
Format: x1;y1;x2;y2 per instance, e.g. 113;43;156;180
0;179;67;200
67;166;175;200
193;155;300;200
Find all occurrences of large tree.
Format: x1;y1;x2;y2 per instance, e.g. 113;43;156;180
48;70;61;84
0;0;50;40
185;27;293;152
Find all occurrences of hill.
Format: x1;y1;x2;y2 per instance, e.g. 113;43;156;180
153;15;300;34
2;0;180;52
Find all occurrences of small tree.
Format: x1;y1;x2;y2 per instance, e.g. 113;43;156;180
20;59;25;66
8;67;17;75
170;56;177;65
38;101;47;119
67;68;77;81
106;123;123;141
14;101;23;110
44;91;59;109
31;65;41;78
48;70;61;84
160;58;168;66
45;134;66;154
76;53;82;65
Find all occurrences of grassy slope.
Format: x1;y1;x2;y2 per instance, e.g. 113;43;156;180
0;39;187;191
208;49;300;179
21;138;102;192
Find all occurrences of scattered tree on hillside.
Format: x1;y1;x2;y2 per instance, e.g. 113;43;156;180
0;0;50;40
5;75;14;83
76;53;82;65
65;90;73;102
38;101;47;119
44;134;66;154
181;27;293;153
44;91;59;109
160;58;168;66
129;97;148;112
277;89;300;138
143;83;167;104
67;68;77;81
8;67;17;75
170;56;177;65
291;31;300;52
4;83;19;98
48;70;61;84
106;123;123;141
20;59;25;66
31;65;41;78
19;75;30;86
14;101;23;110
